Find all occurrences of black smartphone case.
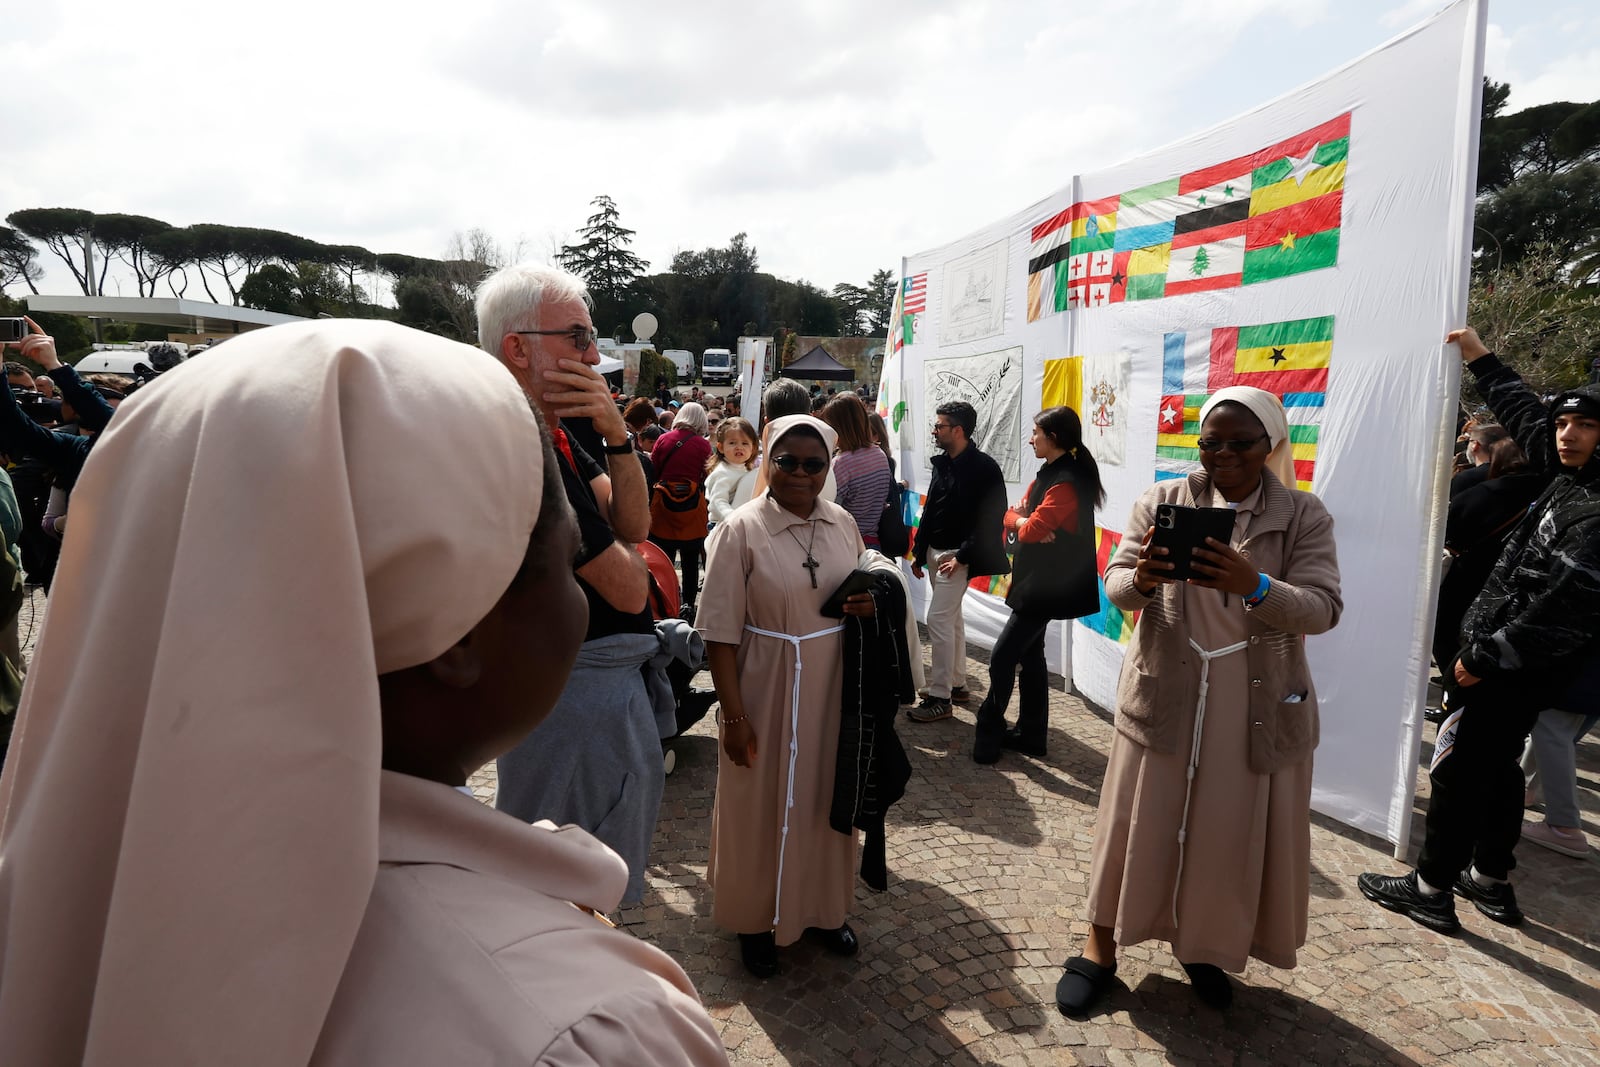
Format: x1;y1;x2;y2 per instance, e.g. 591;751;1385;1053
1151;504;1236;581
820;569;876;617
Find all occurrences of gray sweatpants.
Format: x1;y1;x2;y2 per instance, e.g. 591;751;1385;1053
1521;708;1598;827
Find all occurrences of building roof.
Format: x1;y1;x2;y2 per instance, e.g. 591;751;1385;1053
25;295;304;334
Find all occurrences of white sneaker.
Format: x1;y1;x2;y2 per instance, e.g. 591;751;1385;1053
1521;820;1590;858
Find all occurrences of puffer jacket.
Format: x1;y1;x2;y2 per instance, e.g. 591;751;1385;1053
1457;357;1600;691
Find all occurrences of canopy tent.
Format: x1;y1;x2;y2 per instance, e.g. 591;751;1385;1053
779;345;854;381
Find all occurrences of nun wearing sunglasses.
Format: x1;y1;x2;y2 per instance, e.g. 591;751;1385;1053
1057;386;1342;1017
695;414;876;980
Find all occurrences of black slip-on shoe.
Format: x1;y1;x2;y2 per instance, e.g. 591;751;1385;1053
805;923;859;957
950;686;973;705
1000;726;1048;758
738;932;779;978
1357;871;1460;934
1056;955;1117;1017
1453;873;1524;926
1180;962;1233;1010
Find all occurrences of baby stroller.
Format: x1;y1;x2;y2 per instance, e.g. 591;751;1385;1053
637;541;717;775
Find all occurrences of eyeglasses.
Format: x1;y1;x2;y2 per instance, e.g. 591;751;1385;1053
932;421;955;432
1196;434;1270;453
513;326;597;352
770;454;828;475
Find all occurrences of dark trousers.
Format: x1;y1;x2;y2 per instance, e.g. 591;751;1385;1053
974;611;1052;747
650;536;703;608
1417;673;1545;886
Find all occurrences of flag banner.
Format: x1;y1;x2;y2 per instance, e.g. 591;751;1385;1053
1027;112;1351;321
1156;316;1334;490
886;1;1483;847
1041;356;1083;413
1082;350;1132;467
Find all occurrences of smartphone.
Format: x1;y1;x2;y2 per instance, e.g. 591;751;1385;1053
1151;503;1236;581
820;569;876;618
0;318;25;343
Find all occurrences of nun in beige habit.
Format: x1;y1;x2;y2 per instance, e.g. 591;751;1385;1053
0;321;728;1066
1057;386;1342;1016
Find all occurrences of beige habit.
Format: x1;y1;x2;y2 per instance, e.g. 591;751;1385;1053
1087;470;1341;972
0;320;725;1066
697;488;864;946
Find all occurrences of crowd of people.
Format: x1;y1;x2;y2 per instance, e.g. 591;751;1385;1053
0;260;1593;1060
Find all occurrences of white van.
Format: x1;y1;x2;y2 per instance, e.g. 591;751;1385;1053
701;347;733;385
661;349;695;382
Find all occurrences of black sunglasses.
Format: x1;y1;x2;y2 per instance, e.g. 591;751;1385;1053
770;454;828;475
513;326;597;352
1196;434;1270;453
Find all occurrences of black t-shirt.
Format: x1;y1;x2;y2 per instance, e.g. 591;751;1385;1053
557;424;654;641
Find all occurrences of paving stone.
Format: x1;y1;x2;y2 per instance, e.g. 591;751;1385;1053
459;633;1600;1066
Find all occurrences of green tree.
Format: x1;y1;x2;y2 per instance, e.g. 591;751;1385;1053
557;195;649;303
1475;80;1600;271
6;208;103;294
0;227;42;294
1466;245;1600;394
865;268;896;335
831;282;869;334
1191;247;1210;277
95;213;175;297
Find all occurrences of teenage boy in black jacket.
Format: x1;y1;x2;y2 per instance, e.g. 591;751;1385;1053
1360;327;1600;932
907;401;1009;722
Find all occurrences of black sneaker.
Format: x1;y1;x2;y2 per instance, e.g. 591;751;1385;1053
1452;873;1524;926
1357;870;1460;933
907;697;952;723
950;686;973;705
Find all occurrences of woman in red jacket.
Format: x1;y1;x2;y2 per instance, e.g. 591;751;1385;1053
972;406;1104;764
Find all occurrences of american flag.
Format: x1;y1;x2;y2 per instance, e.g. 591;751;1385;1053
902;272;927;313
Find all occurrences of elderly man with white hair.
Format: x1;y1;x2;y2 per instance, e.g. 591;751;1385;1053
475;262;664;905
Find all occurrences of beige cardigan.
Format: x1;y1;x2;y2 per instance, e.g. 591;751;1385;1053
1105;470;1342;774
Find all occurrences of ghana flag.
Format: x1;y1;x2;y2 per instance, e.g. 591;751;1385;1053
1026;112;1350;320
1155;315;1334;491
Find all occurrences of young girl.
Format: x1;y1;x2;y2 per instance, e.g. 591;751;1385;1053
705;416;759;525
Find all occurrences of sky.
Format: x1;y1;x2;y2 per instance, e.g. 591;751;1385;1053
5;0;1598;302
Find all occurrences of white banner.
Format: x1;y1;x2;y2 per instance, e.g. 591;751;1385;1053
891;0;1484;847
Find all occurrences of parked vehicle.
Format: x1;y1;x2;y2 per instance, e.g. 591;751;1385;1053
661;349;695;382
701;347;733;385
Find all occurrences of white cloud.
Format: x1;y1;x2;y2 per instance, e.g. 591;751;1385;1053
3;0;1598;300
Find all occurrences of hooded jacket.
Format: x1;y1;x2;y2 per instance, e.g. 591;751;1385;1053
1456;356;1600;691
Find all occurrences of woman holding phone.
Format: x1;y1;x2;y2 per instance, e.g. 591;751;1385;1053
1056;386;1342;1016
972;406;1103;763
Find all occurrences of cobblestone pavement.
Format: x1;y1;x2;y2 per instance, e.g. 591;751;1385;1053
469;642;1600;1067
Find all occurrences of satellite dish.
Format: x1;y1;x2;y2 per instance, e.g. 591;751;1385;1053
632;312;658;341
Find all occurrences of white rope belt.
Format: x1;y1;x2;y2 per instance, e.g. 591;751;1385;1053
1171;635;1251;928
743;622;845;928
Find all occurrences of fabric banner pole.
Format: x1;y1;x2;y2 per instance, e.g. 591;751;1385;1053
739;338;767;422
1391;0;1487;861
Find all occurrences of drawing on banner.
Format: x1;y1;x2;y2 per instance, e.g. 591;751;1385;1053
899;272;927;349
1026;112;1350;321
1082;351;1131;466
1156;315;1334;491
877;280;910;437
940;240;1008;346
924;347;1023;481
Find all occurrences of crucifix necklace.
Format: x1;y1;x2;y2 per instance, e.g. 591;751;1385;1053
787;521;821;588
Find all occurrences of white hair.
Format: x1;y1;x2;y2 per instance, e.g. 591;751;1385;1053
474;262;592;355
673;401;710;435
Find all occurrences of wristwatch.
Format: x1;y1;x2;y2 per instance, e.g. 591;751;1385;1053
602;433;636;456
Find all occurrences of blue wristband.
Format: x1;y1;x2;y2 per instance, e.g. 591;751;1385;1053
1245;572;1270;606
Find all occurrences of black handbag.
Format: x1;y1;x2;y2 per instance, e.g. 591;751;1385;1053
877;483;910;558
